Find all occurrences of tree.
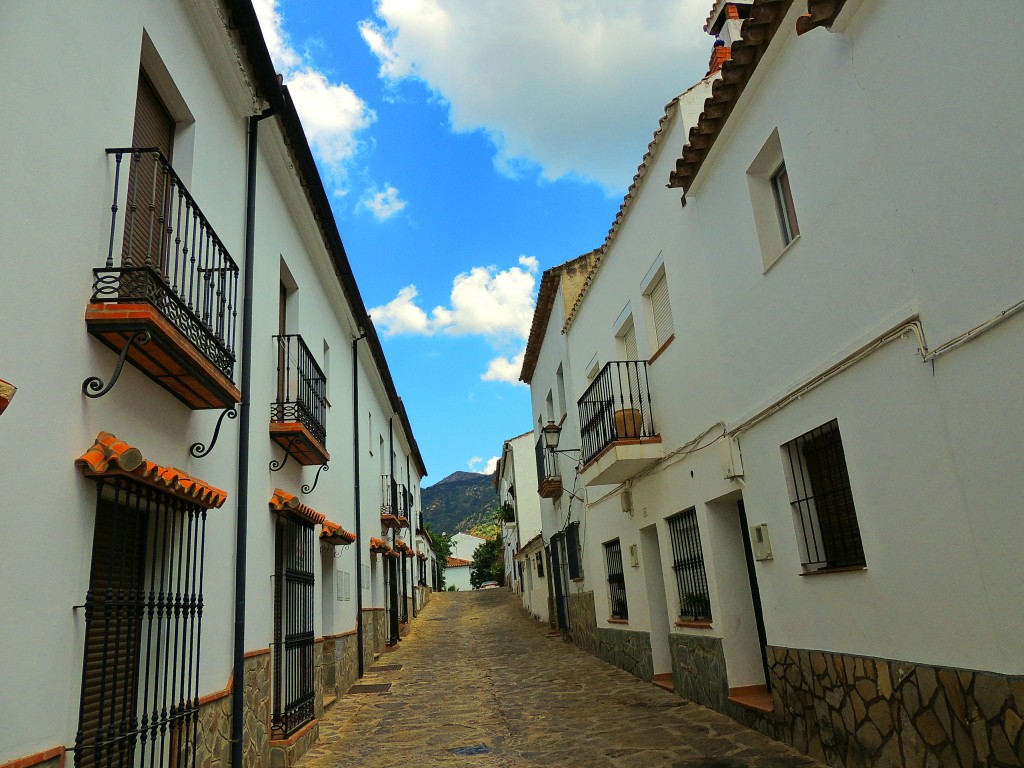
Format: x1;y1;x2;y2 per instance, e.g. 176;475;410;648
424;522;452;589
470;538;504;589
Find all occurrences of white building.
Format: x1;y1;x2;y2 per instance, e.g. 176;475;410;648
522;1;1024;766
0;3;430;768
495;431;544;593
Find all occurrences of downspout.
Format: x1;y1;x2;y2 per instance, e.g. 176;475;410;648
352;330;367;677
408;454;416;619
388;418;398;644
231;106;274;768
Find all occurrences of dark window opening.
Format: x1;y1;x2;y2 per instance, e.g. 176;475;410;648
566;522;583;580
784;419;865;570
604;540;628;620
667;509;712;621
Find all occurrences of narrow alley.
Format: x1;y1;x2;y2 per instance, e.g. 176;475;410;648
297;591;825;768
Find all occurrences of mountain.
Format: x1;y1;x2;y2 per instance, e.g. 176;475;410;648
421;471;498;535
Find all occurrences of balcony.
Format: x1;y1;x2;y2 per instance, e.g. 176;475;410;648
380;475;410;529
270;334;328;466
535;436;562;498
577;361;662;486
85;148;240;409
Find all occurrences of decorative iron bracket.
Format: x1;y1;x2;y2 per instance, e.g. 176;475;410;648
82;331;151;398
269;435;303;472
302;463;328;495
190;407;237;459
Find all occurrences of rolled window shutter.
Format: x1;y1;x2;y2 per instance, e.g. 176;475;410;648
651;275;674;347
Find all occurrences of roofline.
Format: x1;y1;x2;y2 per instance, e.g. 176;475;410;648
227;0;427;478
668;0;847;192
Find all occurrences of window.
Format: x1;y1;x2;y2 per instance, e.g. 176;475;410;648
604;539;628;619
647;275;674;349
76;476;208;768
555;364;567;419
536;551;544;577
772;163;799;245
747;128;800;270
272;513;316;737
783;419;865;571
667;509;712;621
567;521;583;580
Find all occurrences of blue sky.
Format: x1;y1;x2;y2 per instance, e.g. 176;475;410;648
255;0;714;484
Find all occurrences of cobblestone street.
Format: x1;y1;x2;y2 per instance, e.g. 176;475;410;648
298;591;826;768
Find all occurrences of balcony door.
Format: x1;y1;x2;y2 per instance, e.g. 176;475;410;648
122;71;174;271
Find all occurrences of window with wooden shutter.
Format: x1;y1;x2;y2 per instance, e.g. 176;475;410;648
622;323;638;361
650;274;674;348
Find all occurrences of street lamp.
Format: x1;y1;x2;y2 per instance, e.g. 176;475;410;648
542;420;562;451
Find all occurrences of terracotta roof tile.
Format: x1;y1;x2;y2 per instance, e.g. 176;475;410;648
76;432;228;508
0;378;15;416
370;536;392;554
321;519;356;545
269;488;324;525
447;557;472;567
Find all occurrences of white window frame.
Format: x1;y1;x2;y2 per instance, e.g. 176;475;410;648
747;128;801;271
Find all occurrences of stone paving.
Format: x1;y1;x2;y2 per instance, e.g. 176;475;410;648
297;590;827;768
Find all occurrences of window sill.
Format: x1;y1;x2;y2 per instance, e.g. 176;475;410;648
799;564;867;576
675;619;713;629
648;334;675;365
762;234;801;275
571;577;584;583
608;617;629;625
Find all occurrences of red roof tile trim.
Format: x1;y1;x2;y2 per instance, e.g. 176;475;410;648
796;0;848;35
416;551;427;560
447;557;472;567
0;378;16;416
321;519;356;545
369;536;392;554
269;488;324;526
76;432;228;509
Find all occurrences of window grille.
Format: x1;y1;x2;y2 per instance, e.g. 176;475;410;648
566;522;583;580
272;513;315;738
783;419;865;570
604;540;628;619
667;509;712;621
549;536;571;630
74;477;208;768
650;274;674;347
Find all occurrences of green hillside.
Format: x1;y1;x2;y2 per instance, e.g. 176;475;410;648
421;471;498;535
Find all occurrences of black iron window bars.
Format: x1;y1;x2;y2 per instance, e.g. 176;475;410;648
577;361;656;465
272;513;316;738
380;475;398;516
667;509;712;621
96;148;239;378
784;419;865;570
74;476;208;768
604;540;628;620
271;334;328;449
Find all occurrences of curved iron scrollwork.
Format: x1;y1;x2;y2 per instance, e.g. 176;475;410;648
301;464;328;495
189;407;238;459
82;331;152;398
269;435;304;472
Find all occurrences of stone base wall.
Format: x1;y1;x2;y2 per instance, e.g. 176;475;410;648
668;634;774;737
767;646;1024;768
269;721;320;768
188;651;271;768
417;584;430;608
361;609;386;668
566;591;654;682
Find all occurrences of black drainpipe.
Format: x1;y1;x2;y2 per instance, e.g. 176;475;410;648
231;106;273;768
408;454;416;619
352;330;367;677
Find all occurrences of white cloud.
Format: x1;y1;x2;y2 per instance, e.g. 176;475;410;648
481;352;526;385
360;0;711;193
359;184;408;221
254;0;375;184
369;285;432;335
468;455;500;474
369;256;538;341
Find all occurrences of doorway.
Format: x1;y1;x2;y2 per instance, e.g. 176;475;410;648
640;524;672;675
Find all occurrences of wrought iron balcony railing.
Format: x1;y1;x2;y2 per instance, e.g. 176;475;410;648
271;334;327;448
94;148;239;378
535;436;563;498
577;360;656;465
381;474;399;517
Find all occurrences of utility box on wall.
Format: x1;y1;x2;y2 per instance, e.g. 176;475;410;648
720;435;744;478
750;524;773;561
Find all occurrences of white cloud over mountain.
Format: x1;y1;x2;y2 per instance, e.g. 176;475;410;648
360;0;711;193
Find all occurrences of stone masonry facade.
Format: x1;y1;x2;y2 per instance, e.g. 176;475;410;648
557;597;1024;767
766;646;1024;768
566;591;654;683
